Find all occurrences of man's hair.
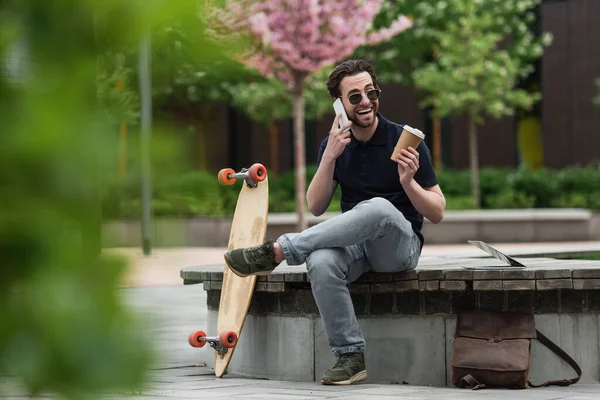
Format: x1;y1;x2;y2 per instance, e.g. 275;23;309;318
326;59;378;99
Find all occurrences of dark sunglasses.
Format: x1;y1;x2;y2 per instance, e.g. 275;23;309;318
347;88;381;105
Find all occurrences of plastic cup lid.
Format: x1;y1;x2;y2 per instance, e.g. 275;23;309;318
403;125;425;139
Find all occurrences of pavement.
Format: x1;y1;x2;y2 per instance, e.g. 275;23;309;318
2;241;600;399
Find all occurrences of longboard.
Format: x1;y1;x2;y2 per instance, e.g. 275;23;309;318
188;163;269;377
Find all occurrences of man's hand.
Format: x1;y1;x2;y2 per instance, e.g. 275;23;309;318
397;147;420;185
322;113;352;161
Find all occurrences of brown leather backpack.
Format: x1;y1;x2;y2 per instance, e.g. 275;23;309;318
452;309;582;390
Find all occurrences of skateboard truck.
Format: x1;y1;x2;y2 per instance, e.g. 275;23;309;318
188;330;238;358
218;163;267;188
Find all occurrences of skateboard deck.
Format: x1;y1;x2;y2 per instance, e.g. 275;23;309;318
187;163;268;378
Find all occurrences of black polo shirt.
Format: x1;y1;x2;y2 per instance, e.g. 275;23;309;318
316;113;438;249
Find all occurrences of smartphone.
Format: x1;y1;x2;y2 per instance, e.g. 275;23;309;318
333;98;350;132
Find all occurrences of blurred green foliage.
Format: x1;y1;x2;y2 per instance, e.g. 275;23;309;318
149;15;255;112
97;50;140;127
0;1;242;398
101;161;600;219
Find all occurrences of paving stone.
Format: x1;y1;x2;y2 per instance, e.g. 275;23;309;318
587;290;600;311
266;282;285;292
417;269;444;280
371;283;394;293
535;269;572;279
473;280;503;291
561;290;586;312
206;290;221;311
393;270;418;281
266;273;285;282
370;293;394;314
503;269;536;280
179;268;204;283
419;280;439;291
357;273;393;283
503;280;535;291
396;292;421;315
451;292;477;313
352;293;369;316
395;280;418;292
573;268;600;279
248;292;279;314
439;281;467;292
289;290;318;315
422;291;451;314
536;279;573;290
200;270;211;282
506;291;534;313
283;272;307;283
477;291;505;311
534;290;560;313
443;269;473;280
473;270;503;280
209;271;223;281
574;279;600;290
348;283;370;293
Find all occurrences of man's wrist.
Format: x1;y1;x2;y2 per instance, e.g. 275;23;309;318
320;153;337;165
400;176;417;189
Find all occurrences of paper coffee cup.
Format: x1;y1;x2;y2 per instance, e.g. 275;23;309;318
390;125;425;162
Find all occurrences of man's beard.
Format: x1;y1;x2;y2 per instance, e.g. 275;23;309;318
349;103;378;128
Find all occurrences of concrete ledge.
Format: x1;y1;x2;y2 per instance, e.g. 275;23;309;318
183;256;600;298
269;209;596;244
203;311;598;386
102;209;600;247
265;209;593;224
183;256;600;385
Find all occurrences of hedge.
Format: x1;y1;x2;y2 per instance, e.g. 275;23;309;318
101;161;600;219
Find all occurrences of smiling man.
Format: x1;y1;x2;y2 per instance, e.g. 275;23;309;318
223;59;446;385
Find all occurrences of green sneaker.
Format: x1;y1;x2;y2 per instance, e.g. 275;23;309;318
224;239;279;277
321;353;367;385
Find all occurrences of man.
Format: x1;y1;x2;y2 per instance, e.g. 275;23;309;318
224;59;446;385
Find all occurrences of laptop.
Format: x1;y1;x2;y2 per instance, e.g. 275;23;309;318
462;240;526;270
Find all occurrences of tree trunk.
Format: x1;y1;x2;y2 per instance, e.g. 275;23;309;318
468;112;480;208
292;73;307;232
119;122;127;177
433;106;442;171
195;104;209;170
268;121;279;176
116;79;128;178
196;118;206;170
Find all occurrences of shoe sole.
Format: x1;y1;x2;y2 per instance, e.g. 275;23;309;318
321;370;367;385
223;254;273;278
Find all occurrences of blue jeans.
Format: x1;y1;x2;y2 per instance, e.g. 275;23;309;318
277;197;421;356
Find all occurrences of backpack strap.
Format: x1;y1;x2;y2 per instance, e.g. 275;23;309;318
459;374;487;390
528;329;582;388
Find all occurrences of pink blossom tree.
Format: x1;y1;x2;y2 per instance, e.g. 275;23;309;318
204;0;413;231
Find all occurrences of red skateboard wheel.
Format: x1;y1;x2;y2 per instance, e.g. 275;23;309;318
218;168;236;185
248;163;267;183
219;331;238;348
188;330;207;348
